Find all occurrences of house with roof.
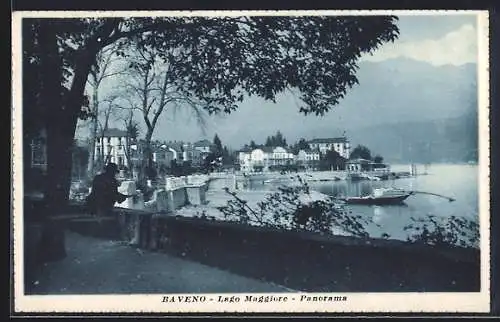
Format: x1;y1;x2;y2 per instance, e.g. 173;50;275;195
191;139;214;166
238;147;253;172
247;148;268;172
238;146;296;172
296;149;321;170
345;158;389;172
308;137;351;159
268;146;295;167
152;143;177;168
161;141;187;165
193;139;213;154
95;128;129;168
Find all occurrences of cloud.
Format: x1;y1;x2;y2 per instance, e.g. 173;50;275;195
361;24;477;66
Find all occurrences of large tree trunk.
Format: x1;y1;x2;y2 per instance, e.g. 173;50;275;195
37;22;100;262
37;21;68;262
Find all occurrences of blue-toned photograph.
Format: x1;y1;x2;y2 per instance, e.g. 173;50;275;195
13;10;490;314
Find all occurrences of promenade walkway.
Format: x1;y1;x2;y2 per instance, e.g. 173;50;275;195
26;230;293;295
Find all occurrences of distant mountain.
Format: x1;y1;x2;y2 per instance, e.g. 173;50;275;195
348;110;479;164
132;57;479;153
342;58;479;163
280;58;479;163
331;58;478;129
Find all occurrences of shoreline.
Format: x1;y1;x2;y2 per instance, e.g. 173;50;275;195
173;184;479;250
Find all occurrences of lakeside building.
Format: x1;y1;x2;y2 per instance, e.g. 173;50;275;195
192;139;214;166
238;147;253;172
130;139;215;170
308;137;351;159
346;158;390;172
296;149;321;170
95;128;130;168
193;139;212;154
130;140;180;170
268;146;295;167
238;137;349;173
151;143;177;168
238;146;300;172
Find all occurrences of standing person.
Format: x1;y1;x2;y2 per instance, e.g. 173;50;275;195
86;163;128;217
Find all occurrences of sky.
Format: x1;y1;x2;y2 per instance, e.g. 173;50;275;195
77;13;480;150
360;14;478;66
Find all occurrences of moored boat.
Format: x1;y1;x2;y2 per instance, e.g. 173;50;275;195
340;188;412;205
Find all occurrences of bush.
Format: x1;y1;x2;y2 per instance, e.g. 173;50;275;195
403;215;479;248
217;175;370;237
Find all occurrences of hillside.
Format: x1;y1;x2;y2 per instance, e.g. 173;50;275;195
349;110;479;164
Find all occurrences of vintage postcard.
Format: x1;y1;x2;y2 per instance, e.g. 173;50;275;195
12;10;491;314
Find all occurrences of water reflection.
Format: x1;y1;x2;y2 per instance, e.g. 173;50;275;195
242;164;479;240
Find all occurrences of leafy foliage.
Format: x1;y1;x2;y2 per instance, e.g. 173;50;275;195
319;149;346;170
212;134;223;156
131;16;399;116
373;154;384;163
290;138;310;154
221;146;236;166
22;15;399;211
265;130;287;147
126;120;140;140
24;15;399;122
403;215;479;248
24;15;400;136
349;144;372;160
217;176;370;237
202;153;222;173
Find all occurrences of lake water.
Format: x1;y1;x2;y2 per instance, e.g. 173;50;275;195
242;164;480;241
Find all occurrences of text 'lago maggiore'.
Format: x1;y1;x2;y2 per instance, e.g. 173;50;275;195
162;295;348;303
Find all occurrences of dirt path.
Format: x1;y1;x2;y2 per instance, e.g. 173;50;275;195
26;231;293;295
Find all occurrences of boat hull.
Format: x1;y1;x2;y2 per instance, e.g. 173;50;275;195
343;194;411;205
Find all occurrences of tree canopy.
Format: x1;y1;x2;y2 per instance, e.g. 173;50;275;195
320;149;346;171
213;134;223;156
21;15;399;261
350;144;372;160
22;15;399;207
265;130;287;147
24;16;399;127
373;154;384;164
291;138;310;154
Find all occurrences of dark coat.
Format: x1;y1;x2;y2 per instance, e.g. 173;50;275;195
86;173;127;215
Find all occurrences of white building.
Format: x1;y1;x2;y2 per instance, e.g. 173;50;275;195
296;149;321;169
152;144;177;167
250;148;267;170
238;149;253;172
308;137;350;159
268;146;295;167
193;139;212;154
238;146;295;172
95;128;129;168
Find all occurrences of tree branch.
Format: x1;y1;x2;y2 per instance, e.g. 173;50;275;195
100;20;156;48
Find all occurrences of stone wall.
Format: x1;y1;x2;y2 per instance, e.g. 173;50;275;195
207;175;237;191
167;188;188;211
186;185;207;205
116;177;208;214
66;209;481;292
116;180;145;210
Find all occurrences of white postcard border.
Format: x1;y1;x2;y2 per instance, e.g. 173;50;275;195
11;9;491;314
